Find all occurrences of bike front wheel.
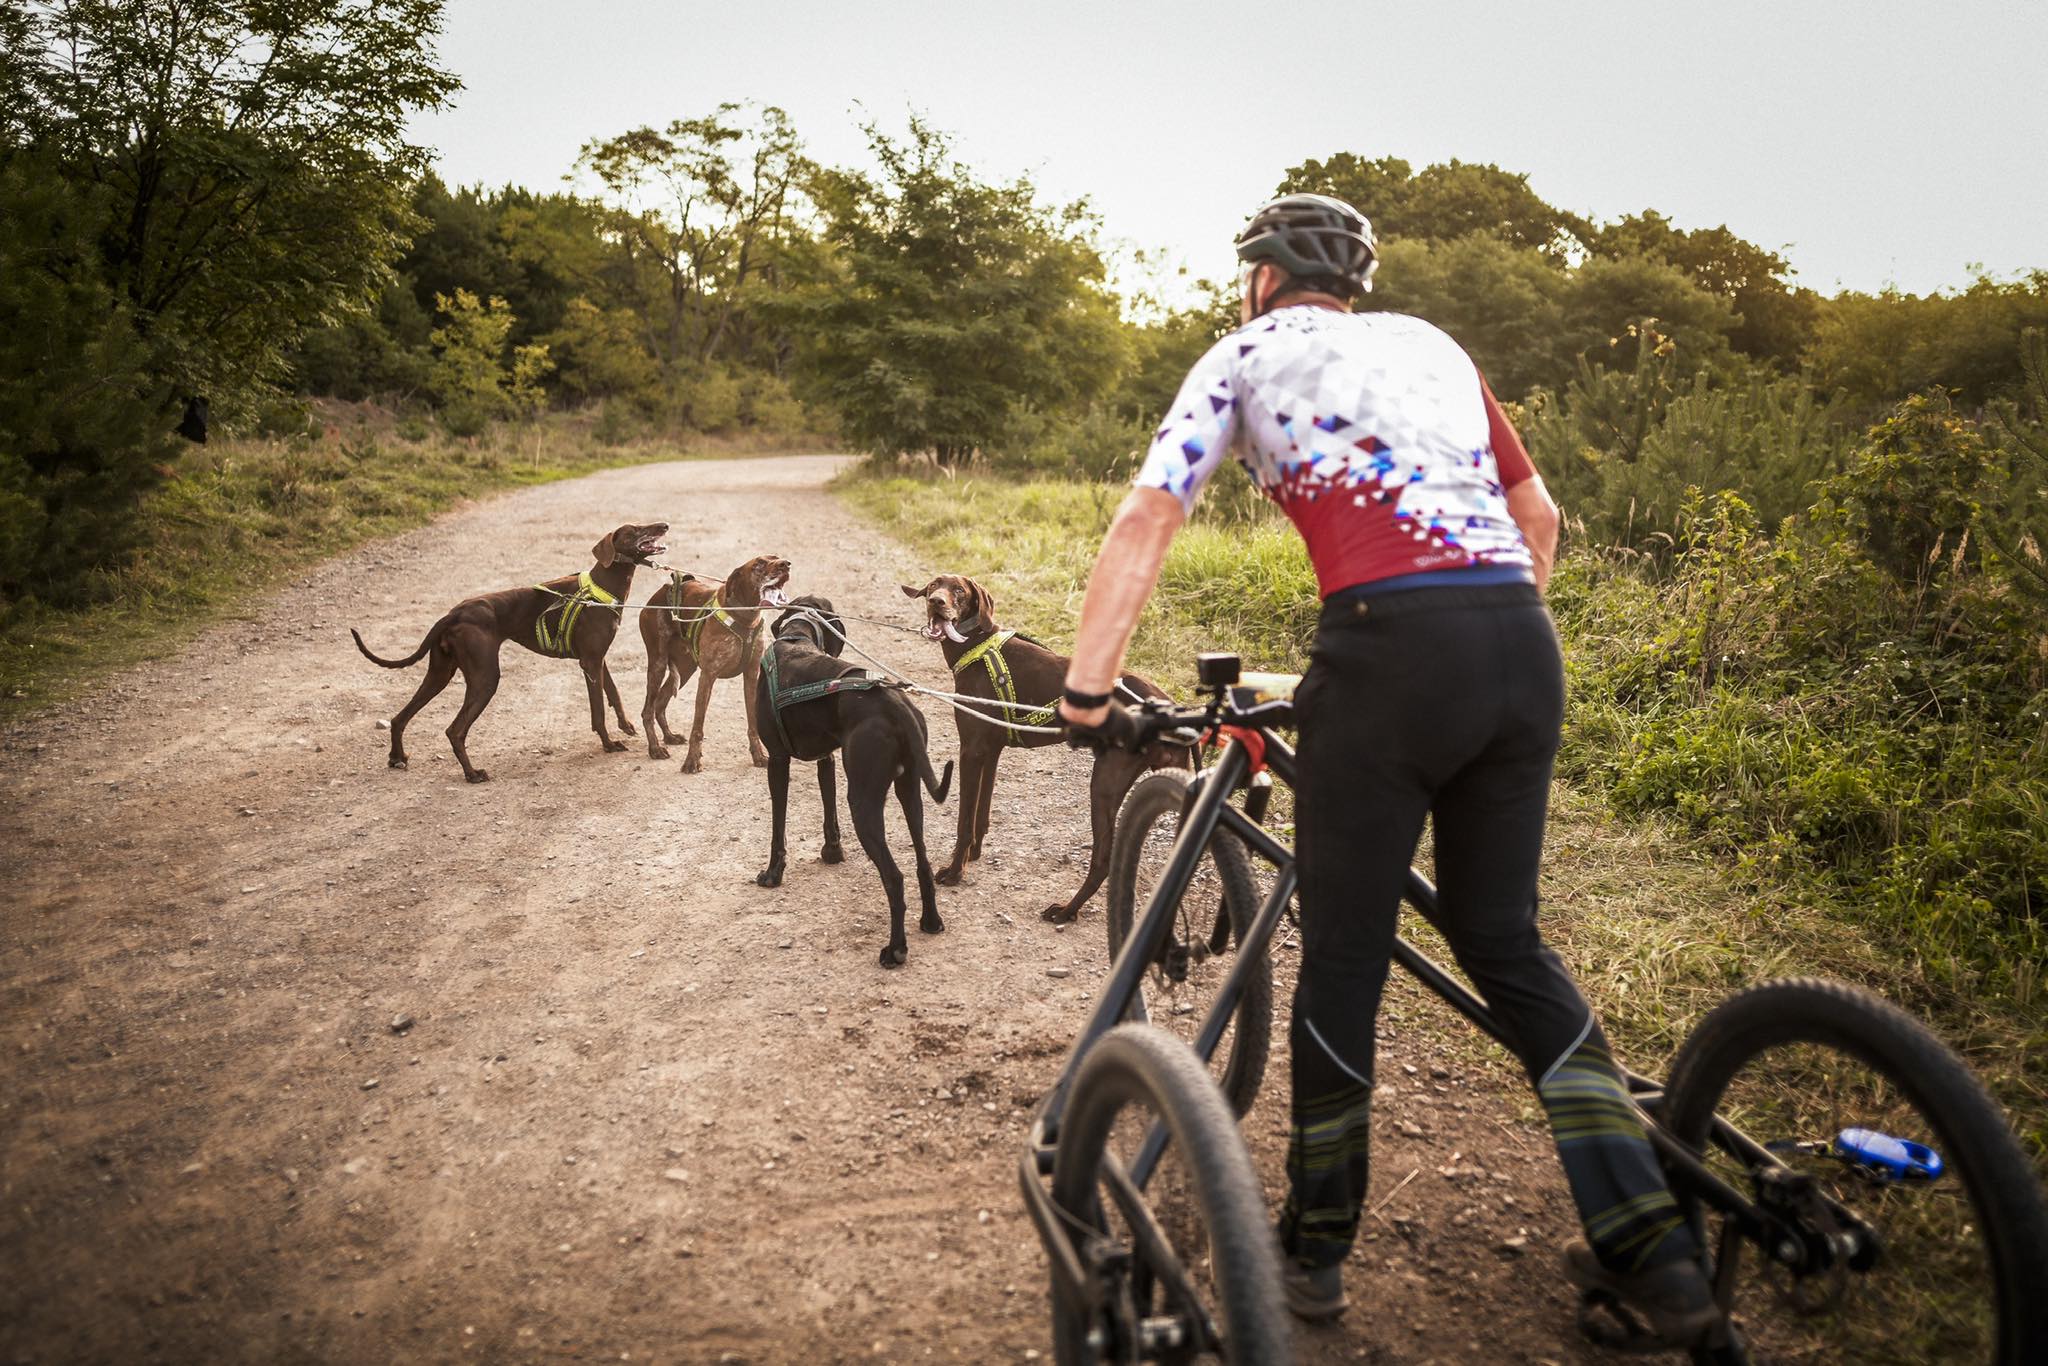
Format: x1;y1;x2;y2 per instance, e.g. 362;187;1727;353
1105;772;1272;1116
1049;1024;1292;1365
1660;977;2048;1365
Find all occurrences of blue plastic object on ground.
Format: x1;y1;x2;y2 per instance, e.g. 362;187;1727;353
1833;1127;1944;1181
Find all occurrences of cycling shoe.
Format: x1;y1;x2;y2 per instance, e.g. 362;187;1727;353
1565;1239;1722;1349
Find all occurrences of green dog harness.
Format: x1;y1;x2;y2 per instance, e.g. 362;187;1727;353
759;645;895;752
678;571;763;656
950;629;1057;745
533;571;618;657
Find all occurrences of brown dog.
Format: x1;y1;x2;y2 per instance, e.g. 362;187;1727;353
352;522;668;783
902;574;1188;922
639;554;792;772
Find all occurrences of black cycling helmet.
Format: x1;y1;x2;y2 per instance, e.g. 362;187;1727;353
1234;193;1378;299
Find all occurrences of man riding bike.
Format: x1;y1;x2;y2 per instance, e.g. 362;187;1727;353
1056;193;1721;1346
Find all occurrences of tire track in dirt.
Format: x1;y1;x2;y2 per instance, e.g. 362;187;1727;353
2;455;1614;1364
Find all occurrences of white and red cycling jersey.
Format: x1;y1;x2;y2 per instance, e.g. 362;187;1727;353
1134;306;1538;598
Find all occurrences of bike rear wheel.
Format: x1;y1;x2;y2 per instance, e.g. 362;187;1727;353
1049;1024;1291;1365
1106;772;1272;1115
1660;977;2048;1365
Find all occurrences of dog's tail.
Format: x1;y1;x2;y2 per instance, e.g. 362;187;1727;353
925;757;955;805
351;615;452;669
886;697;954;803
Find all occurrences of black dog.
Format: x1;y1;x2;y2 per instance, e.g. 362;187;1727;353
753;597;954;967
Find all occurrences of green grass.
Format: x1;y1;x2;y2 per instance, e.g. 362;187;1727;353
0;404;826;722
837;464;2047;1170
842;466;1317;687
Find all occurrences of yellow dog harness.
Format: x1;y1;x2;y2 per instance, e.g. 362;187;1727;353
678;571;762;656
533;572;618;657
950;629;1058;745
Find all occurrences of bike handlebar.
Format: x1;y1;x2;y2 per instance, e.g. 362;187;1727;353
1067;686;1297;755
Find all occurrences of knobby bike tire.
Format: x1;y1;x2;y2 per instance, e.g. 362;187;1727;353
1049;1025;1292;1365
1105;771;1273;1116
1660;976;2048;1365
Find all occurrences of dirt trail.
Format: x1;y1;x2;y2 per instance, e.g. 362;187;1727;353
2;456;1617;1364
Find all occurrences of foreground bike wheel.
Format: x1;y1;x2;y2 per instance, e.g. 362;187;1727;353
1106;772;1272;1115
1050;1025;1291;1365
1660;978;2048;1365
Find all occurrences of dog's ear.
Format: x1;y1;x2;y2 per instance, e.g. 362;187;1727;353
900;581;934;600
825;612;847;658
591;530;618;568
973;580;996;626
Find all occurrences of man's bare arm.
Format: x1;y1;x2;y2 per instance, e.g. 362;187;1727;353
1058;487;1186;725
1506;475;1560;592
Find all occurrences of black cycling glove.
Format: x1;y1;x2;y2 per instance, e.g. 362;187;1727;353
1063;703;1144;754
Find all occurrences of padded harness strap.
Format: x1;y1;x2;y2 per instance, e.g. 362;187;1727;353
760;645;894;752
533;571;618;657
679;571;762;657
949;629;1058;745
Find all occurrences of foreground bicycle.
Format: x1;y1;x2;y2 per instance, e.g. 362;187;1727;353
1019;652;2048;1365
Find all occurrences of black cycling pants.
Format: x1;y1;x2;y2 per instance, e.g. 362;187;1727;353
1277;583;1696;1275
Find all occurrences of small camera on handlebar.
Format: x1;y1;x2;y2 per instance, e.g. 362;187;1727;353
1196;652;1242;690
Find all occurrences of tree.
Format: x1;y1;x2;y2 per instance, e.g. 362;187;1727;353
774;116;1128;464
1808;273;2048;412
428;290;549;432
3;0;460;409
543;297;660;405
1277;153;1591;260
0;154;171;600
577;104;808;368
1560;253;1741;379
1591;211;1817;364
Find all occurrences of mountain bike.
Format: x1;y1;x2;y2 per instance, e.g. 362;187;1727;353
1017;652;2048;1365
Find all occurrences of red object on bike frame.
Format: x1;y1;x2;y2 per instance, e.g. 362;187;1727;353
1204;724;1268;777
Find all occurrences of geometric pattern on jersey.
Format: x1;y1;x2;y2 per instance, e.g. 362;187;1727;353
1136;306;1533;596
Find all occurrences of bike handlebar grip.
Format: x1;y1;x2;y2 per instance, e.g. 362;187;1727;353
1064;702;1146;754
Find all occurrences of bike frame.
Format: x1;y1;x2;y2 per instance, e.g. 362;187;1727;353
1019;688;1874;1329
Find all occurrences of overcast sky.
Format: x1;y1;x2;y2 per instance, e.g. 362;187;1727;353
408;0;2048;300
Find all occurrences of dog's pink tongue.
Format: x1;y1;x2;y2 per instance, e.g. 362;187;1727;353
762;585;789;607
942;621;968;644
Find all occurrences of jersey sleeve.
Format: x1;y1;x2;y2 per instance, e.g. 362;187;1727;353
1479;374;1536;489
1133;336;1242;513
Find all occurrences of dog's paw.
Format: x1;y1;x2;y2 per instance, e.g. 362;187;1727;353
879;943;907;968
755;866;785;888
819;843;844;865
388;755;408;770
751;749;771;769
648;745;670;761
466;769;491;784
919;912;946;935
617;720;638;737
661;731;686;745
1040;904;1078;925
603;739;629;753
680;753;704;774
934;866;963;887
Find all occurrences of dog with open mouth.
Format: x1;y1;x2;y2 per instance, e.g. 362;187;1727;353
352;522;668;783
638;553;792;772
902;573;1189;922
